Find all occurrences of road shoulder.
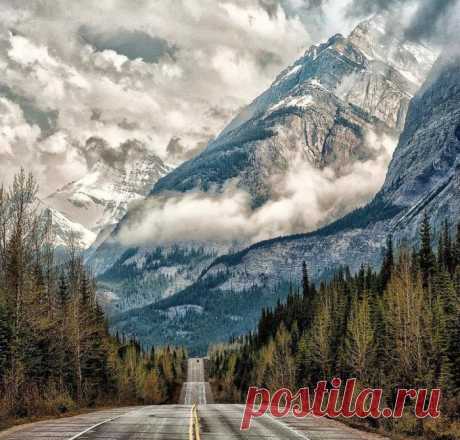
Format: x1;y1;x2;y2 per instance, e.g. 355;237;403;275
0;407;138;440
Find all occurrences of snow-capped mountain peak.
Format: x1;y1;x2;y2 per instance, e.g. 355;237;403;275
46;137;170;245
218;14;436;142
88;14;438;323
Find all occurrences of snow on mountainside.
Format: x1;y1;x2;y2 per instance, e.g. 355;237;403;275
43;205;96;250
198;48;460;292
119;48;460;354
152;16;435;201
46;137;170;246
89;15;436;316
220;15;434;139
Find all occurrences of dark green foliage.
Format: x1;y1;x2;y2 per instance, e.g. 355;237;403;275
97;245;217;315
210;216;460;437
380;235;394;290
302;261;310;298
111;274;290;357
420;212;436;288
0;171;186;420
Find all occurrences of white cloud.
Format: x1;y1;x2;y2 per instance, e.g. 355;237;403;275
0;96;86;194
92;49;129;72
8;33;58;67
0;0;322;196
118;132;397;245
0;97;41;155
38;131;68;154
0;0;438;204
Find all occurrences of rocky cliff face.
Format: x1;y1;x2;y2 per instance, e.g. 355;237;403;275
153;16;434;202
200;50;460;292
89;15;435;315
110;49;460;354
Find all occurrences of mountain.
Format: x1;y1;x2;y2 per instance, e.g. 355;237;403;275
46;137;170;248
45;206;97;249
153;16;434;202
109;49;460;355
89;15;435;316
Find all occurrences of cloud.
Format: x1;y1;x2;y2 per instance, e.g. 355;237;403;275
0;0;455;202
166;136;210;163
0;96;86;194
81;137;160;170
347;0;460;43
117;131;397;246
0;0;318;196
38;131;69;154
0;97;40;156
79;26;177;63
404;0;459;42
0;83;58;132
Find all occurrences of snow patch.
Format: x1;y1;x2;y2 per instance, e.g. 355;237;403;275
47;207;96;248
268;94;314;113
164;305;204;319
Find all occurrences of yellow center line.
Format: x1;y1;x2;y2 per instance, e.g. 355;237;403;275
189;404;200;440
194;404;201;440
189;404;195;440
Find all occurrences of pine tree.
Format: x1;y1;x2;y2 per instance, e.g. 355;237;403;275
302;261;310;298
380;235;394;290
419;212;436;289
0;170;183;417
143;368;166;404
453;223;460;268
382;251;425;385
447;298;460;393
307;295;332;380
442;220;453;272
209;214;460;437
268;323;295;389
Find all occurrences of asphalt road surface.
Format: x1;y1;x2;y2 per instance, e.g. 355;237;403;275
0;358;388;440
0;406;191;440
179;358;214;405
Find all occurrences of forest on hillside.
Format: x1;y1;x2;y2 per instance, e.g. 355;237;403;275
210;215;460;440
0;170;186;427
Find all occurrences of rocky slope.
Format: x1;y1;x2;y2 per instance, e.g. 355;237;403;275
200;48;460;293
110;49;460;354
89;15;435;315
46;137;170;248
153;16;434;202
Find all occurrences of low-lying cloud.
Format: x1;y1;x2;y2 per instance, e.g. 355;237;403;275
118;132;397;246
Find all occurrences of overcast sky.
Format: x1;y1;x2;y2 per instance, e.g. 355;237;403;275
0;0;457;198
0;0;365;196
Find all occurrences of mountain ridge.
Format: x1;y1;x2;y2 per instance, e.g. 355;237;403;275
90;14;437;320
108;48;460;353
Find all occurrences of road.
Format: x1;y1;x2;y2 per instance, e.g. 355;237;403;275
0;358;388;440
0;406;192;440
179;358;214;405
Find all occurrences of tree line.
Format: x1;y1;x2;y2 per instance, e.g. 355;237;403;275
0;170;186;423
210;214;460;439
